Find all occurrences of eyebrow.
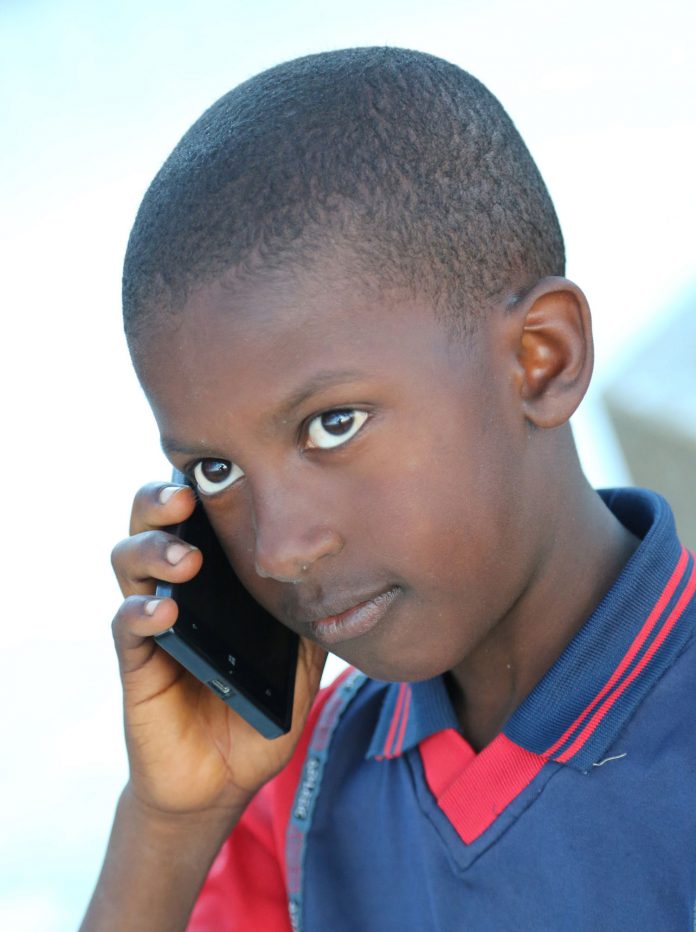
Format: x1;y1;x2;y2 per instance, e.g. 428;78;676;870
160;436;219;457
270;368;366;424
160;367;366;456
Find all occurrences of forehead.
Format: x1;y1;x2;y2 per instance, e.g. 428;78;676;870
131;265;491;445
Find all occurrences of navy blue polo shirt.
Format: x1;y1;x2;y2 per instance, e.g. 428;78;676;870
191;488;696;931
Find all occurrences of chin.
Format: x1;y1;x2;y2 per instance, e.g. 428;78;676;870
342;643;460;684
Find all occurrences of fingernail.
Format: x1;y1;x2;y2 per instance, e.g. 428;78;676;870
166;542;196;564
144;599;161;616
160;486;182;504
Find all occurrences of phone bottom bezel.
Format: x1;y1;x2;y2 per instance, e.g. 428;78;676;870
154;626;296;740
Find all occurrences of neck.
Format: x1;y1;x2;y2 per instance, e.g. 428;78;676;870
446;472;640;752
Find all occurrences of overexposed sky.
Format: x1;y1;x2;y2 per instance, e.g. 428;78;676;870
1;2;694;928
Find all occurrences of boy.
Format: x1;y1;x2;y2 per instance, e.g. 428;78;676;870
82;48;696;930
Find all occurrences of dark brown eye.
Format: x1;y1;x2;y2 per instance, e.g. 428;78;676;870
322;410;355;434
201;460;231;481
193;459;244;496
306;409;368;449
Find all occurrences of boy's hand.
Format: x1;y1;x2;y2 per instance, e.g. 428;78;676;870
110;481;327;820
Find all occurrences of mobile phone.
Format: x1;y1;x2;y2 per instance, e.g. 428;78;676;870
154;470;298;739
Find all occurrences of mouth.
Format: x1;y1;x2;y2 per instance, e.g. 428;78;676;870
306;586;401;646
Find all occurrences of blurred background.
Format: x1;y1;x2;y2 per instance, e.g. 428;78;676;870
1;0;694;927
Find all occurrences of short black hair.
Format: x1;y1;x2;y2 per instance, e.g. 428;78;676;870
123;47;564;338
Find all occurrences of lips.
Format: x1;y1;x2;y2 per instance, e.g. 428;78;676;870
306;586;401;645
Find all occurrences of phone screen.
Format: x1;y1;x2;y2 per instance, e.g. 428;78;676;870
155;483;298;738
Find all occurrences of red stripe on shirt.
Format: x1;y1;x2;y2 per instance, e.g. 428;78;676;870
378;682;409;759
391;685;412;758
556;554;696;763
545;546;690;759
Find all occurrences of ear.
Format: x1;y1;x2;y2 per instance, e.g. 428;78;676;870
512;277;594;429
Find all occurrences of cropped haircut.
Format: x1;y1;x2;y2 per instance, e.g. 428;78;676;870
122;47;565;339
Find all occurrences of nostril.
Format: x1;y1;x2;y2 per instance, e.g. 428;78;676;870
254;556;308;583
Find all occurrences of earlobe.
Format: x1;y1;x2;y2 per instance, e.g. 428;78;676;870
514;277;594;429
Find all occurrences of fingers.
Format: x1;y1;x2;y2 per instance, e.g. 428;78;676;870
112;480;204;597
289;638;328;737
111;594;179;677
112;529;203;597
129;481;197;536
299;637;328;690
110;479;205;681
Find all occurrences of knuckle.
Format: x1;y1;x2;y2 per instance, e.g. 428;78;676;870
129;481;170;532
111;602;129;639
110;537;128;571
111;532;156;574
111;607;123;638
112;595;142;631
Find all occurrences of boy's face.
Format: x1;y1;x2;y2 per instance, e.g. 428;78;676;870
133;260;537;682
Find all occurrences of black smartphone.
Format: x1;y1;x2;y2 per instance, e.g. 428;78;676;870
154;470;298;739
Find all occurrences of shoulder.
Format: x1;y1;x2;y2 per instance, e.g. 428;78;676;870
186;669;384;931
632;623;696;756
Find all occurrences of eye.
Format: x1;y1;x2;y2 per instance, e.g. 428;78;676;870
305;409;369;450
192;459;245;496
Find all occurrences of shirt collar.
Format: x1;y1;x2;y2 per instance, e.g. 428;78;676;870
367;488;696;770
366;675;459;760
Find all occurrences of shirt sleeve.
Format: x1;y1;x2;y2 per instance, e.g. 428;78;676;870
186;673;349;931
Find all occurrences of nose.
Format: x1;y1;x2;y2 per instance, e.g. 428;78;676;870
251;482;344;583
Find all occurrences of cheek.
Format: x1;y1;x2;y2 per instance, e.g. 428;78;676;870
380;432;518;587
336;443;472;583
206;503;266;593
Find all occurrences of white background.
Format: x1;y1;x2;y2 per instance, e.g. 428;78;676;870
1;1;694;927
